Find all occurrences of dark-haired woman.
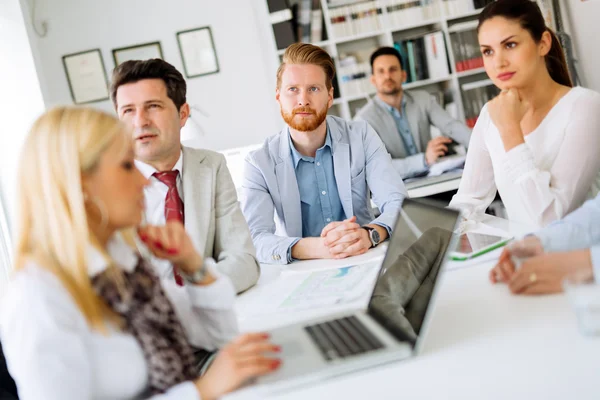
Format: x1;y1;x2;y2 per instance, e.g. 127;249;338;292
449;0;600;229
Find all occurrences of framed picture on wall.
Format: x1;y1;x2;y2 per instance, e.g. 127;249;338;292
62;48;109;104
112;41;164;67
176;26;220;78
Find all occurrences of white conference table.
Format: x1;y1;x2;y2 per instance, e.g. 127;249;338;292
229;215;600;400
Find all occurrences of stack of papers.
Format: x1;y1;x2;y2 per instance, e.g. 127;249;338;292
428;154;466;177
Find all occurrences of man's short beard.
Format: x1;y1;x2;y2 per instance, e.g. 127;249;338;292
380;87;402;96
281;105;328;132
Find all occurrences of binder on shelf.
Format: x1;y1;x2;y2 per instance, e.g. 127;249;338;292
298;0;312;43
267;0;289;12
406;41;417;83
310;0;324;42
451;29;483;72
461;79;499;128
394;31;450;84
273;20;297;50
412;37;429;82
269;0;297;50
424;31;450;79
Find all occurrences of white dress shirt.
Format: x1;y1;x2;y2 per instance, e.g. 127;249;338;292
0;233;238;400
135;152;184;279
450;87;600;229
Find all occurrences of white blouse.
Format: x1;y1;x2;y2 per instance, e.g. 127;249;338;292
449;87;600;229
0;234;238;400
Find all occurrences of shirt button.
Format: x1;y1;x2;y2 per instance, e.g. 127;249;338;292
327;218;331;222
317;162;321;166
322;191;327;195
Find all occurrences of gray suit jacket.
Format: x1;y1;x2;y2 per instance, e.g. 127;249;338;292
180;146;259;293
354;90;471;178
240;116;407;265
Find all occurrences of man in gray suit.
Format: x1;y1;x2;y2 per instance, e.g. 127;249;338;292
241;43;407;265
110;59;259;293
355;47;471;179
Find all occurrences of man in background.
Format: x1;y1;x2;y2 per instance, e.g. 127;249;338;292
355;46;471;179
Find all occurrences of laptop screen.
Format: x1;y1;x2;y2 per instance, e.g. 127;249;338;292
366;199;460;346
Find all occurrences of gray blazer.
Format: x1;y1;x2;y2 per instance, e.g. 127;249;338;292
354;90;471;178
240;116;408;265
180;146;259;293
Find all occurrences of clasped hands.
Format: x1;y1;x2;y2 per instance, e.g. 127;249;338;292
319;216;374;259
490;236;593;295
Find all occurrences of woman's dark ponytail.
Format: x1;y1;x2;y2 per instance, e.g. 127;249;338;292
545;29;573;87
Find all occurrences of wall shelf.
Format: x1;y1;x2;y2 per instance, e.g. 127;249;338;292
264;0;494;121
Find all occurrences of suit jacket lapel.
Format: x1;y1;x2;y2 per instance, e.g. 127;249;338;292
181;147;211;254
329;118;353;219
404;93;423;152
275;128;302;237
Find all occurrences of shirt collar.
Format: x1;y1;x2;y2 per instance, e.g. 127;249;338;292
374;95;406;116
134;150;184;180
87;232;139;277
288;126;332;169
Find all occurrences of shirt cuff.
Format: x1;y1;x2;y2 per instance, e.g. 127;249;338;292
185;259;236;309
502;143;536;183
590;245;600;283
162;381;200;399
287;238;302;263
536;227;565;253
421;153;429;170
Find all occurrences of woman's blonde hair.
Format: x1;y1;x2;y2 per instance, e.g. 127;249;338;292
14;106;131;330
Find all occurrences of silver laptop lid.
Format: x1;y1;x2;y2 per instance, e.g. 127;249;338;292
366;199;460;348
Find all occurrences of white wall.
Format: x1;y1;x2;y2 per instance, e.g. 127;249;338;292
30;0;282;151
0;0;47;292
563;0;600;92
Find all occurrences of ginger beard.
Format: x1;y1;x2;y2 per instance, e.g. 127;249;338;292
281;105;328;132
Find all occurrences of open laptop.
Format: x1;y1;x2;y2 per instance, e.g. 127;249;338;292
253;199;461;394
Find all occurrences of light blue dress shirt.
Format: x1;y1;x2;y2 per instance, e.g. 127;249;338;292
289;127;346;239
535;193;600;281
374;96;428;171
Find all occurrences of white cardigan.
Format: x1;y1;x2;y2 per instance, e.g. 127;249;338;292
450;87;600;228
0;234;238;400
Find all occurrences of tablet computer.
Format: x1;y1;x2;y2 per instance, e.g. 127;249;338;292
450;232;512;261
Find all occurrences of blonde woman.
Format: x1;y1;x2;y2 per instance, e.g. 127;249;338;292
0;107;280;400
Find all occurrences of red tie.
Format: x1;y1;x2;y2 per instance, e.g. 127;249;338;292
153;170;184;286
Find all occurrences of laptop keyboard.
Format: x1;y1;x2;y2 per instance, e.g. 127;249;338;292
304;315;385;361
